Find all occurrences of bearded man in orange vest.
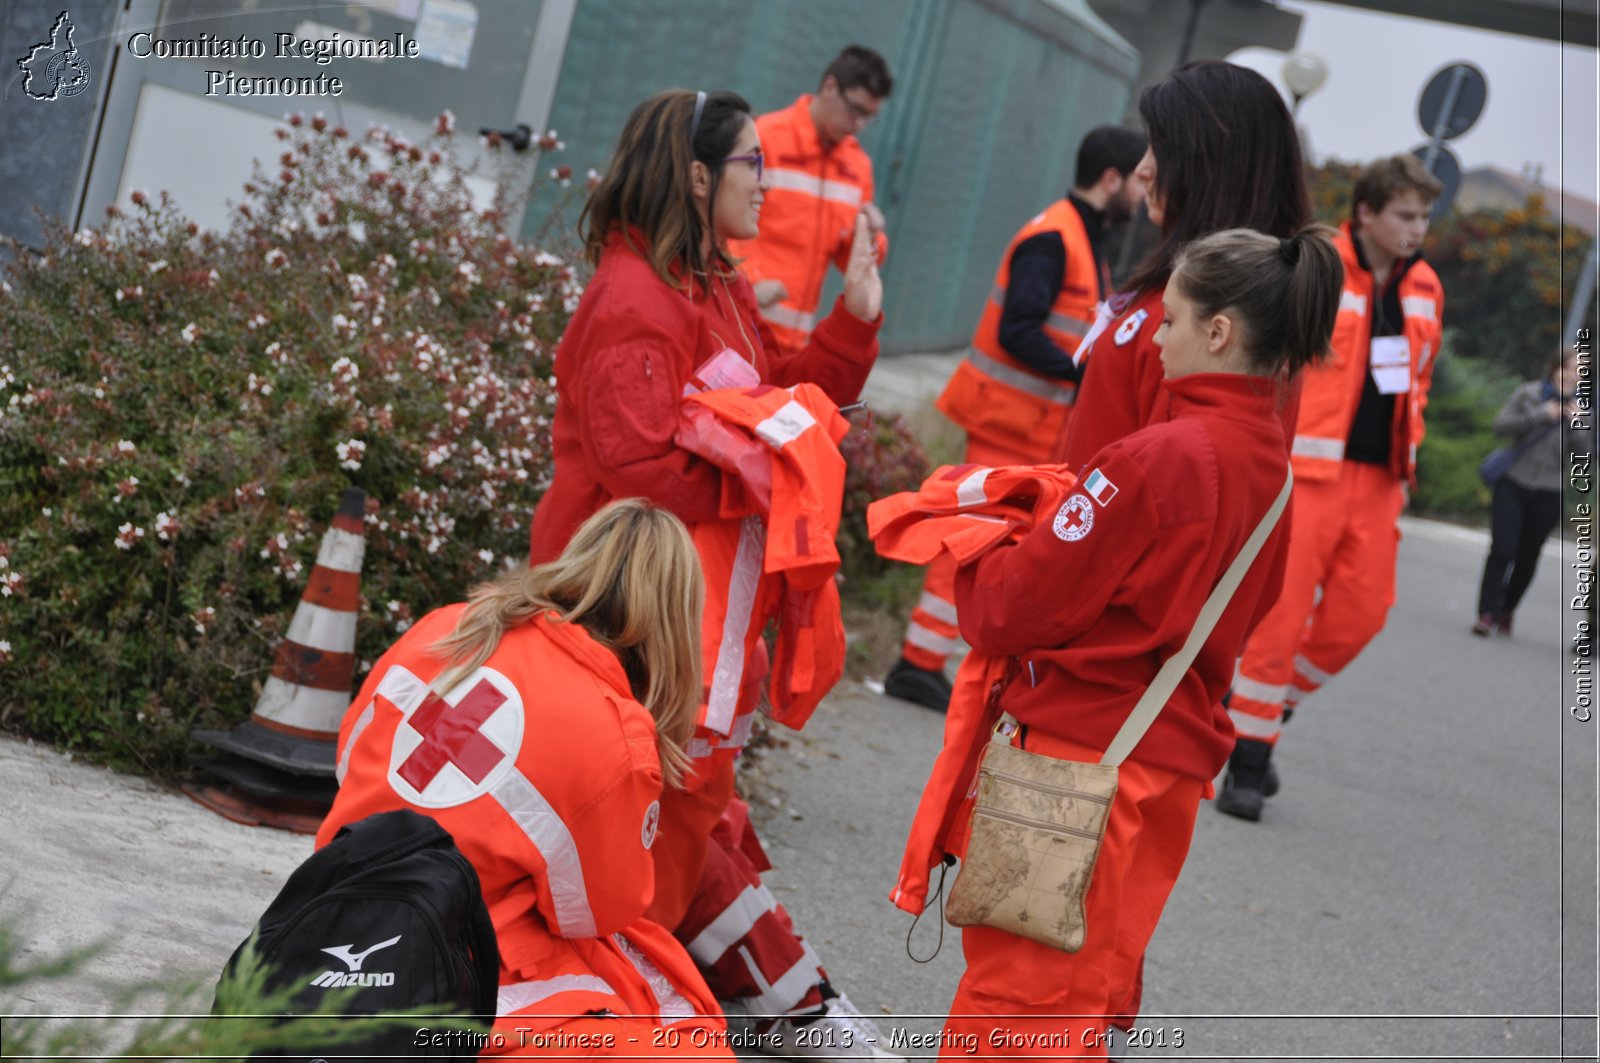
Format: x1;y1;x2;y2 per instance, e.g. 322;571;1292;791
883;125;1149;711
1220;154;1446;820
727;45;892;359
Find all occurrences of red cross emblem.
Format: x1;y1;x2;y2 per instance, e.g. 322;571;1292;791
396;678;510;792
1052;494;1095;541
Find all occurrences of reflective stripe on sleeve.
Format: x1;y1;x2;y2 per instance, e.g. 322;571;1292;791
1338;290;1368;315
763;167;863;207
758;302;817;333
1400;296;1437;322
1292;435;1345;461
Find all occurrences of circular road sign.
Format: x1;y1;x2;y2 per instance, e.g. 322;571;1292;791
1411;142;1462;217
1417;62;1487;140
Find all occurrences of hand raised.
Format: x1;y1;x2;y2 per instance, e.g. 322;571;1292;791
842;213;882;323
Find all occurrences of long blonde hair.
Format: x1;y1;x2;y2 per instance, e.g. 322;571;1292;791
430;499;703;786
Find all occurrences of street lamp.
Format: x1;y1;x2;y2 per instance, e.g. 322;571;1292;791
1282;52;1328;117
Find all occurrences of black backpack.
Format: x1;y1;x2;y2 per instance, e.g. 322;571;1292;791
215;809;501;1059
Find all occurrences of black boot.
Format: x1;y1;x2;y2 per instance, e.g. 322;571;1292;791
883;656;952;712
1216;738;1274;821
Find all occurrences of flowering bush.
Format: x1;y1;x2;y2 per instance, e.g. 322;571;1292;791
0;112;579;775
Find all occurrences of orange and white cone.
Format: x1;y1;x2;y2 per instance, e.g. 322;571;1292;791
193;488;366;784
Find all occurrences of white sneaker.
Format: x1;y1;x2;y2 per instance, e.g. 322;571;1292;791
754;992;904;1060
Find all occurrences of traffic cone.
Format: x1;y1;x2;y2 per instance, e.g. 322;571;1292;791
188;488;367;832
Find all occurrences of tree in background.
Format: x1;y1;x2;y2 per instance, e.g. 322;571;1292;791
1305;159;1597;516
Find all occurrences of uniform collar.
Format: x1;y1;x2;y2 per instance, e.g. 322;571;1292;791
1163;371;1288;425
1343;220;1424;284
791;93;854;156
533;611;635;699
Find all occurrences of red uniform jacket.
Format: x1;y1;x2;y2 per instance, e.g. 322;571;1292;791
1057;286;1304;471
318;607;722;1037
1054;287;1168;469
529;229;879;563
958;373;1294;780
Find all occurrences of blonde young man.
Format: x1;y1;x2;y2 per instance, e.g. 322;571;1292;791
1220;154;1445;820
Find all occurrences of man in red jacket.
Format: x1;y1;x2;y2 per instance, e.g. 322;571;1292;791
728;45;892;359
1220;155;1445;821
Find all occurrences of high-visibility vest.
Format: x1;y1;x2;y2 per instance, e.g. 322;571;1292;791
1290;223;1444;486
938;200;1103;461
677;382;850;738
318;607;721;1037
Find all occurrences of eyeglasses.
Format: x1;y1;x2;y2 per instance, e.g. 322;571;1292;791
722;149;764;181
839;92;880;124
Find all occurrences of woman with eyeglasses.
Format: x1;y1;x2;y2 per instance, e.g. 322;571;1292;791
529;89;893;1053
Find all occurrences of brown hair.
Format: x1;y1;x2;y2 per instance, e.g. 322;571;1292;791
580;89;751;293
1128;60;1312;294
823;45;893;98
1171;225;1343;378
1351;154;1444;219
430;499;703;787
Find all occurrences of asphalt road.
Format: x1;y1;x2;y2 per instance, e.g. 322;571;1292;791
745;518;1599;1062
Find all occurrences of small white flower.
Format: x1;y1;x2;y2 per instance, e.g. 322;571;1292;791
247;313;268;330
180;322;198;344
477;548;494;564
147;259;168;275
116;440;136;454
335;438;367;471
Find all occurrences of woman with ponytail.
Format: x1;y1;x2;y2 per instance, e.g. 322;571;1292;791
320;500;737;1056
922;227;1341;1057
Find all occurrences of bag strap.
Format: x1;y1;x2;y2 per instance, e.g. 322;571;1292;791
1099;467;1294;767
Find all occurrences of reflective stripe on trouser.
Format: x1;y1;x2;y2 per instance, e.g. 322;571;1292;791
1232;461;1405;744
901;435;1031;672
676;800;827;1018
939;736;1203;1059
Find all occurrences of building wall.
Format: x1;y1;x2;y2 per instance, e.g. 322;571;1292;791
531;0;1140;352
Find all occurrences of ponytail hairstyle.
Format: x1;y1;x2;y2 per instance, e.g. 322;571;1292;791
1170;225;1343;379
580;89;752;293
430;499;703;787
1128;60;1312;295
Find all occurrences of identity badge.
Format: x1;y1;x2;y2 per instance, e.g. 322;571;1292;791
1369;335;1411;395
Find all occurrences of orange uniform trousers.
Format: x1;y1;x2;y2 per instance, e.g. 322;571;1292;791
901;435;1032;672
1230;460;1405;743
940;736;1204;1059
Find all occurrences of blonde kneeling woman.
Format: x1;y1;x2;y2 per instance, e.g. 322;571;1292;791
319;499;737;1058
